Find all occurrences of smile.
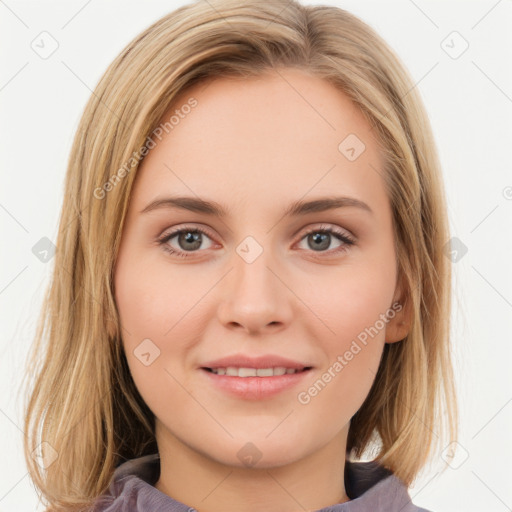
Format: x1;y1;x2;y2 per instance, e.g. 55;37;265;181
200;367;313;400
203;366;311;377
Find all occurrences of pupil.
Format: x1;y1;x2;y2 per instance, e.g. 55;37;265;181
179;231;202;250
310;232;329;251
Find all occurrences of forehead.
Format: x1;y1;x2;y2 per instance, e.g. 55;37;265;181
131;68;387;217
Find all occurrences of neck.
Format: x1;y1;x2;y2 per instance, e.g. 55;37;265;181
154;422;351;512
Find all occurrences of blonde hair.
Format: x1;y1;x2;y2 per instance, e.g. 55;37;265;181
21;0;458;509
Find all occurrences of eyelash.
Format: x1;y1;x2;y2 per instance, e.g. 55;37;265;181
157;224;356;259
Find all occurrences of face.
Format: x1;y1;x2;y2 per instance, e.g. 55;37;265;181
114;68;409;469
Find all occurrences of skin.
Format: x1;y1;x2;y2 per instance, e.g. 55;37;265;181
114;67;411;512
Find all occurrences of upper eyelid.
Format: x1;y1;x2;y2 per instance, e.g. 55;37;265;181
160;223;354;244
160;224;217;242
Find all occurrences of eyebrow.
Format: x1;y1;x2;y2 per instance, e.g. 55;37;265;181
140;195;373;217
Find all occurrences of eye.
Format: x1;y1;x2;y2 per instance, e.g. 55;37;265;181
157;223;355;259
296;224;355;256
157;225;215;258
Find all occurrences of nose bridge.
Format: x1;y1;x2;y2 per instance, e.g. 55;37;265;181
232;233;280;299
217;234;292;332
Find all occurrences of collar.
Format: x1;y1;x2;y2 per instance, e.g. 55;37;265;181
94;453;426;511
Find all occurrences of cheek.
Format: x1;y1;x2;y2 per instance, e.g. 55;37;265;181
114;276;188;426
114;252;206;407
308;261;396;347
298;257;395;411
115;249;188;339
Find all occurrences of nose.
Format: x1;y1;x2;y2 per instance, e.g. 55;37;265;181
217;244;294;335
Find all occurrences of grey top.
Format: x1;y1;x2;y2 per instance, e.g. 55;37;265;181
92;453;432;511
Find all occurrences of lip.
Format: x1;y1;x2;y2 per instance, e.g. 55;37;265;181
199;353;314;401
200;367;312;400
200;353;312;370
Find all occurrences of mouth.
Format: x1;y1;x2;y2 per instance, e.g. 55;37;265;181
201;366;312;377
200;366;314;400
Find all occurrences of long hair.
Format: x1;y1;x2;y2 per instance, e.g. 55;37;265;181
20;0;458;509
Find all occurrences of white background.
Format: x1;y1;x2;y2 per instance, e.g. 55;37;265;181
1;1;511;511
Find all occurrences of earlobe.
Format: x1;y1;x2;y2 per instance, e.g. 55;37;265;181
385;316;411;344
385;282;413;344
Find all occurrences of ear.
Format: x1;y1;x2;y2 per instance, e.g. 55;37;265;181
385;272;413;344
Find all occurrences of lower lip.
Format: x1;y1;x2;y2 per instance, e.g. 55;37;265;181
200;368;312;400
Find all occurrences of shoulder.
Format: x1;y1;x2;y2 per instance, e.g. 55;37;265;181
335;459;435;512
90;454;160;511
90;454;192;512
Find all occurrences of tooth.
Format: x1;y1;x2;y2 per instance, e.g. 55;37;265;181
238;367;257;377
256;368;274;377
210;366;300;377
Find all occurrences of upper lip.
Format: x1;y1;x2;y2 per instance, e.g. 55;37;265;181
201;354;313;370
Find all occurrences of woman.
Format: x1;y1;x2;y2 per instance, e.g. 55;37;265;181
22;1;458;510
